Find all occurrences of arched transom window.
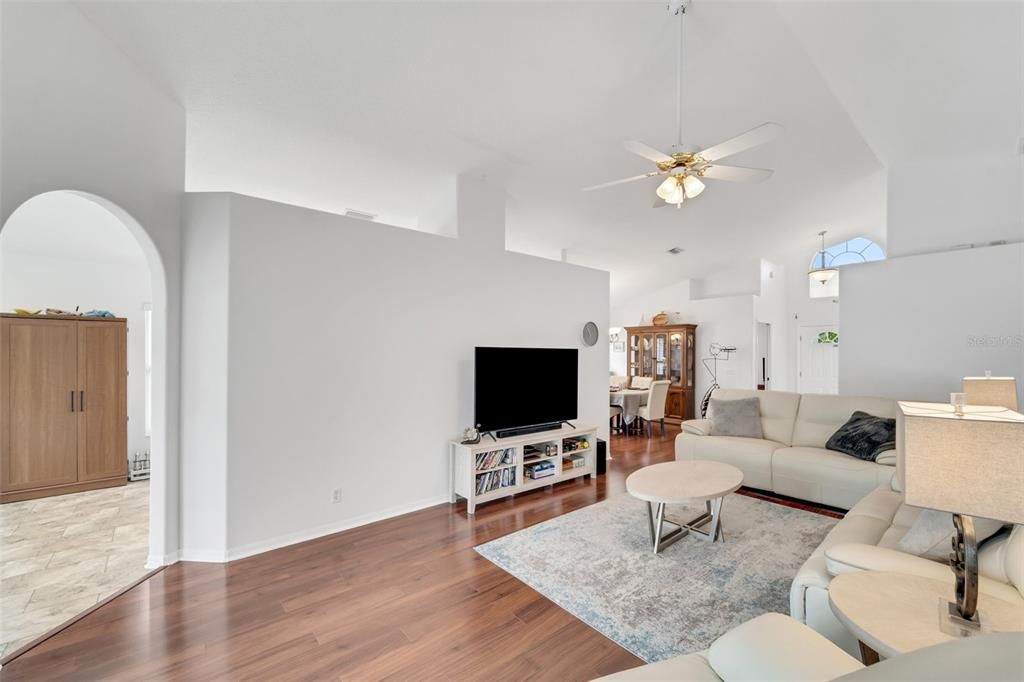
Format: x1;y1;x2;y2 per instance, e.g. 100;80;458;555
809;236;885;270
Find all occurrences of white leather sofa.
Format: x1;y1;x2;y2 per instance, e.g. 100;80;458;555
790;475;1023;656
676;389;898;510
595;613;863;681
595;612;1022;682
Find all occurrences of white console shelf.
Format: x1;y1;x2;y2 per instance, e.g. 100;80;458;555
449;424;597;514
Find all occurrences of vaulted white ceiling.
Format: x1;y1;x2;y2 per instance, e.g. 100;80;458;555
74;1;1020;301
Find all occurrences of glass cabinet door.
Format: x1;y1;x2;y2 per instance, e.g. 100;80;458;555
669;332;682;386
686;331;695;388
654;334;668;380
628;333;638;377
641;334;653;376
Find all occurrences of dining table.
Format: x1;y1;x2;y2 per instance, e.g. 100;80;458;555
609;388;649;426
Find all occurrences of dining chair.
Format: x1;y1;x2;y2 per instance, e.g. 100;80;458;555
637;380;670;438
609;404;624;434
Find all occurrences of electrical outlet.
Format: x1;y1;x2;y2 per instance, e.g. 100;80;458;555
331;488;342;504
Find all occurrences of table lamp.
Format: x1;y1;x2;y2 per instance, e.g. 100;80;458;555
963;376;1018;411
897;401;1024;635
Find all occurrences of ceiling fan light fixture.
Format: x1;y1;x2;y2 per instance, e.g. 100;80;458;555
682;174;705;199
656;176;685;206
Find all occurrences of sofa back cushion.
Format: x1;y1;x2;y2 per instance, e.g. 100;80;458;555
792;394;897;449
712;389;801;445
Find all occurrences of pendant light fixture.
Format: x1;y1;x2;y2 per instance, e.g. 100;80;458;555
809;230;838;285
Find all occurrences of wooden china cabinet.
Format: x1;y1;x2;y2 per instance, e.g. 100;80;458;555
624;324;697;423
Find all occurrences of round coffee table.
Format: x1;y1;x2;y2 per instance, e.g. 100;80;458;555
625;460;744;554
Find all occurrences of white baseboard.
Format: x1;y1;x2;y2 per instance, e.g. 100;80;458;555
150;497;451;565
145;550;181;568
224;495;450;562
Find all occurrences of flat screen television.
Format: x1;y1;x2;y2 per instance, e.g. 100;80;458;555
474;347;578;434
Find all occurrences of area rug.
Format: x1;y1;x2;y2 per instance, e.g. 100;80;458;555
474;493;837;662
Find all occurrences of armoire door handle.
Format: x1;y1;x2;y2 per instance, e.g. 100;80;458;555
80;390;85;411
70;391;75;412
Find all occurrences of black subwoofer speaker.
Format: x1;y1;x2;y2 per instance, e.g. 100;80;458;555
596;438;607;476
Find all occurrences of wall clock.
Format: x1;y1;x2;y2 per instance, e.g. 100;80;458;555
581;321;600;347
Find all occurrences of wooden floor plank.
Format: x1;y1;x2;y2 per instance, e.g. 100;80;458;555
0;427;839;681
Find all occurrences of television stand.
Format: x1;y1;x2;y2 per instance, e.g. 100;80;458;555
449;423;597;514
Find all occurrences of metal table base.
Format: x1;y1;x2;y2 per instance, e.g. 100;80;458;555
646;497;725;554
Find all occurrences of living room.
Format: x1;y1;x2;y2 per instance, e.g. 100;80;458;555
1;0;1022;679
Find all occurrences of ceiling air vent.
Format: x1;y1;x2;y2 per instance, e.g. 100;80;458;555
666;247;685;255
344;208;378;221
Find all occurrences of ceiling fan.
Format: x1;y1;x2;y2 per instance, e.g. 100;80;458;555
584;1;783;207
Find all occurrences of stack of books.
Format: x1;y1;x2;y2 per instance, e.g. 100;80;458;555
524;460;555;480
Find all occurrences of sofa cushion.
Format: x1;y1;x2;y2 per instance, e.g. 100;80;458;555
675;434;781;491
792;394;897;449
712;389;801;446
772;447;896;510
896;509;1006;561
825;411;896;461
708;613;863;682
708;397;764;438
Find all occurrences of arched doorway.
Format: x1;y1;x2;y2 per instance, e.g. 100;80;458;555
0;190;169;658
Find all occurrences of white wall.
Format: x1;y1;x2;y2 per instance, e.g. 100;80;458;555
841;243;1024;404
611;278;757;406
179;194;231;559
887;159;1024;258
182;182;609;560
1;1;185;565
1;194;153;459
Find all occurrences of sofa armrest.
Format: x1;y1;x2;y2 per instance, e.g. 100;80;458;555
825;543;1024;605
825;543;950;580
708;613;863;682
681;418;711;436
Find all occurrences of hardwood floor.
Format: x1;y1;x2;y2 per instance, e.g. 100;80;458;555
0;427;838;680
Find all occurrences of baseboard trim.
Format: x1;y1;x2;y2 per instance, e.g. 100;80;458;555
224;495;450;562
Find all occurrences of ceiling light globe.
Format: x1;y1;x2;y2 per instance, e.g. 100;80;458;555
656;176;680;201
810;268;838;285
682;175;705;199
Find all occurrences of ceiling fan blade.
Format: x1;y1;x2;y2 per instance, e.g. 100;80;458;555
583;172;659;192
699;123;783;162
624;140;674;165
701;164;774;183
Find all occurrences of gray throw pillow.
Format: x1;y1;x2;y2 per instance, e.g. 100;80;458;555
896;509;1006;561
708;397;763;439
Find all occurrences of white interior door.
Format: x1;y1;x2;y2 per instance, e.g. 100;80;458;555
798;325;839;394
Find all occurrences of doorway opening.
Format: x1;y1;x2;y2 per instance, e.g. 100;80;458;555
0;191;163;659
755;322;772;390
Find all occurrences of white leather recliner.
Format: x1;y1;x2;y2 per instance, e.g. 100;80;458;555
790;475;1024;656
595;613;1022;682
677;389;898;509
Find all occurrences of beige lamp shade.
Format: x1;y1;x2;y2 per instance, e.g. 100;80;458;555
963;376;1018;411
897;401;1024;524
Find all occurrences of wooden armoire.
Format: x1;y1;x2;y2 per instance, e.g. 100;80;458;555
624;324;697;423
1;314;128;503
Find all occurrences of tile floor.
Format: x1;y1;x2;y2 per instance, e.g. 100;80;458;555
0;481;149;658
